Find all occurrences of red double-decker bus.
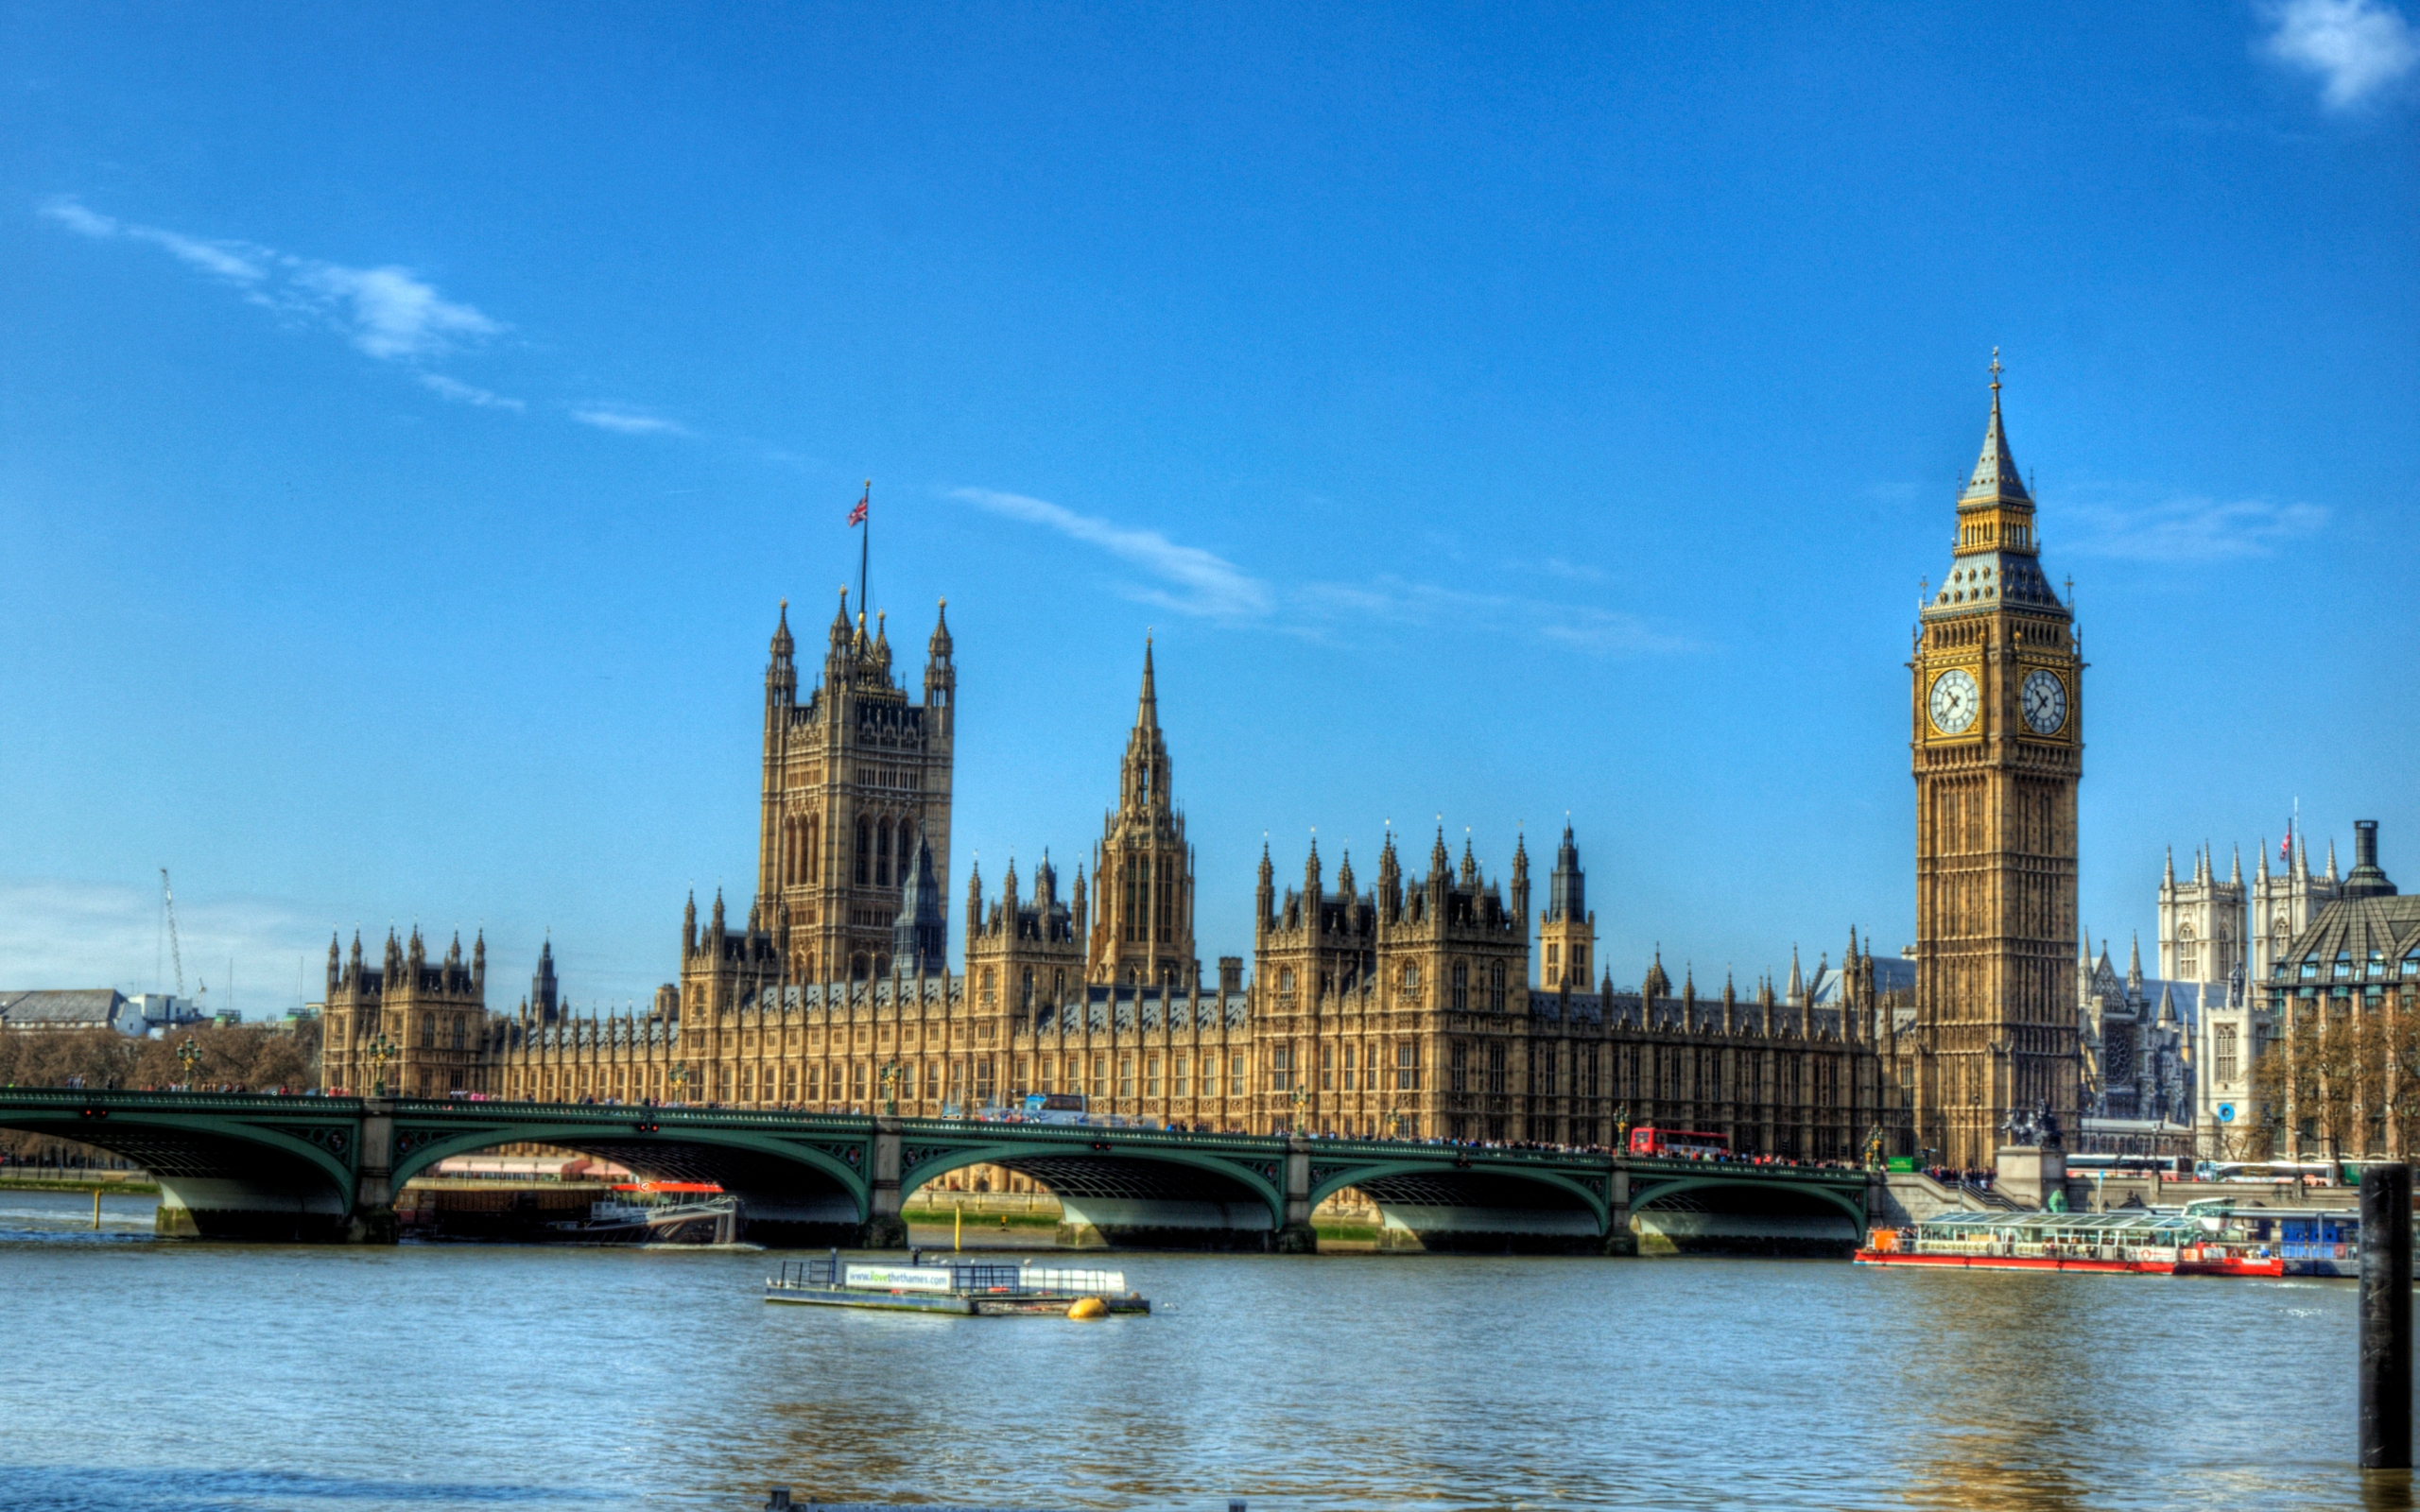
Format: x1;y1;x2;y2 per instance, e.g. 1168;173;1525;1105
1628;1126;1729;1159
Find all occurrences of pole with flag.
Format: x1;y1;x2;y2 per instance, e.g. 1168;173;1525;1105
849;481;871;625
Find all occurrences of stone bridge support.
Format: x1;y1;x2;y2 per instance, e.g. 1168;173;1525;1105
1275;1134;1317;1253
864;1117;908;1248
1606;1161;1636;1256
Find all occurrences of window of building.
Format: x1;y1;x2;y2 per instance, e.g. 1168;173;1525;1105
452;1015;466;1050
856;817;872;885
1396;1041;1419;1091
2216;1023;2239;1084
1450;1040;1469;1092
875;817;893;886
2404;951;2420;978
421;1014;436;1048
1173;1053;1189;1097
1487;1041;1506;1094
1402;963;1421;991
1118;1054;1135;1100
1321;1043;1335;1091
2176;923;2198;979
1231;1055;1247;1098
1452;961;1469;1011
1145;1054;1162;1098
1279;967;1296;995
1270;1045;1291;1093
1489;961;1506;1012
975;1057;994;1103
804;814;820;884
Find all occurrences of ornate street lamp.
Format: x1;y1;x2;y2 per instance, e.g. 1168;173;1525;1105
669;1061;690;1107
175;1037;201;1090
880;1059;902;1117
365;1034;396;1098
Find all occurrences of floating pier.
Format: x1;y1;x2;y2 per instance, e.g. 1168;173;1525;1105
765;1256;1149;1315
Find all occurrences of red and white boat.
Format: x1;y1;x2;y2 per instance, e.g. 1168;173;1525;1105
1858;1209;2279;1277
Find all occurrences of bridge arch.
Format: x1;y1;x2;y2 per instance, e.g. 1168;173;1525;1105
1307;1157;1614;1253
1627;1174;1867;1256
0;1098;357;1241
896;1133;1286;1249
389;1118;873;1246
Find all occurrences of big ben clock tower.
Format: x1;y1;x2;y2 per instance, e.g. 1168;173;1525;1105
1910;354;2083;1170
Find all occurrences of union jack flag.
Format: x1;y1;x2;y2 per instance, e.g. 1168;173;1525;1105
847;482;869;526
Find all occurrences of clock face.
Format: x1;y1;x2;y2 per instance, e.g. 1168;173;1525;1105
1928;668;1979;734
2021;668;2068;734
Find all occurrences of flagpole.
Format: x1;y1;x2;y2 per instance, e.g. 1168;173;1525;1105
857;479;871;623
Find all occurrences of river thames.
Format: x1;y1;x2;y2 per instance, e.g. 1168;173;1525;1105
0;1189;2390;1511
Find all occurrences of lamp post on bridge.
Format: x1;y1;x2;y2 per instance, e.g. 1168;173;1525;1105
175;1037;201;1091
880;1060;902;1118
670;1061;689;1108
365;1034;395;1098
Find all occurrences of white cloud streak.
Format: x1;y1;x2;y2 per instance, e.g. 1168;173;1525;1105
2262;0;2420;109
39;196;507;391
2062;496;2328;562
0;877;324;1015
571;405;688;437
417;372;525;410
951;487;1273;619
954;486;1694;655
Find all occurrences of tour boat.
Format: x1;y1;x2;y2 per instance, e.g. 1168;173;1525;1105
555;1182;743;1245
1857;1210;2264;1276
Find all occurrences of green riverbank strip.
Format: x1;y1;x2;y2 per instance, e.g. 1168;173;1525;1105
0;1177;161;1195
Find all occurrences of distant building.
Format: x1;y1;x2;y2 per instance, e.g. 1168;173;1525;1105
2258;820;2420;1158
0;989;146;1034
2159;831;2350;1156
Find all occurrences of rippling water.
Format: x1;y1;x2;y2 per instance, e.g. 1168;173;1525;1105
0;1190;2394;1511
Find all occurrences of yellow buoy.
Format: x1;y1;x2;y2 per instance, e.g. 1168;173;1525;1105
1066;1297;1109;1320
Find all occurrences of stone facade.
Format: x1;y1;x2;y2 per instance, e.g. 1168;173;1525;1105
1907;364;2085;1170
321;927;492;1097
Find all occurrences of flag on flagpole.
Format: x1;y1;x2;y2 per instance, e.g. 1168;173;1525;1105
848;483;869;526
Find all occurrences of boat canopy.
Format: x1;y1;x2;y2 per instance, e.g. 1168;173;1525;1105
1914;1210;2197;1240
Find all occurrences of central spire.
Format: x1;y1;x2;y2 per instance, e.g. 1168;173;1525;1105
1134;637;1158;731
1962;349;2031;508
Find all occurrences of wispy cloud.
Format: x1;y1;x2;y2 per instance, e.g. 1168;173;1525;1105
39;196;506;392
571;404;687;437
417;372;524;410
2062;496;2328;562
956;486;1695;655
2261;0;2420;110
950;487;1273;619
0;876;324;1015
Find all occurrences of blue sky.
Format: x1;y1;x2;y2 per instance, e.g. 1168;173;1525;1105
3;2;2414;1015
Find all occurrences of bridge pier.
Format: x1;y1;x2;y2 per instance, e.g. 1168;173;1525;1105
1274;1134;1318;1253
344;1100;399;1243
860;1117;908;1249
1603;1161;1636;1256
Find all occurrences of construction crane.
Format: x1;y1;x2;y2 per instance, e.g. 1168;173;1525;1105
160;868;187;1002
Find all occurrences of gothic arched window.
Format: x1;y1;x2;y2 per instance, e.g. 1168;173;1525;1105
1451;960;1469;1012
856;817;872;885
895;821;911;883
876;818;894;886
1489;961;1507;1012
804;814;820;885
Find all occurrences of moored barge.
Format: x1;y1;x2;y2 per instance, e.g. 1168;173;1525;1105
765;1257;1150;1315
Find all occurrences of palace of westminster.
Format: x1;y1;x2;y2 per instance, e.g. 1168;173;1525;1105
315;372;2418;1172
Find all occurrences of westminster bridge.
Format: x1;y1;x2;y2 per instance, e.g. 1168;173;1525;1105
0;1089;1881;1253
